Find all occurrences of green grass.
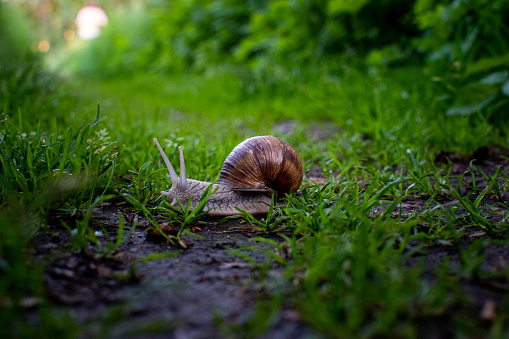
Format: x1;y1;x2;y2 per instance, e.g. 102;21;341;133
245;173;509;337
1;58;509;338
70;65;506;179
0;108;117;212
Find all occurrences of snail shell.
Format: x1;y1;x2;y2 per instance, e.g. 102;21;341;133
219;136;303;196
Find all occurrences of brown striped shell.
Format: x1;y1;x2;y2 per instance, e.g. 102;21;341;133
218;136;303;197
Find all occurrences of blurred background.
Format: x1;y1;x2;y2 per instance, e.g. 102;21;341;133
1;0;509;140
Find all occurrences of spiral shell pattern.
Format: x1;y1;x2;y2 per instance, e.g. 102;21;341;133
218;136;303;197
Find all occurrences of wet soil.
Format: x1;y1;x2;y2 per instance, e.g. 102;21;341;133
32;147;509;338
35;212;315;339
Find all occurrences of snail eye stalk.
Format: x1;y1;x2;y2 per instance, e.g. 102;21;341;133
178;146;188;190
153;138;179;185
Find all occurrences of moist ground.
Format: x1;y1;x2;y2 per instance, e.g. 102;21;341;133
31;147;509;338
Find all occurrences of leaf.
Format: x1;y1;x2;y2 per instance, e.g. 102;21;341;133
460;27;478;54
446;93;496;116
466;54;509;76
479;71;508;85
502;79;509;97
328;0;370;15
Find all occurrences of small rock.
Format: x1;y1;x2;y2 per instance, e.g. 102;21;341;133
480;299;496;321
146;224;179;243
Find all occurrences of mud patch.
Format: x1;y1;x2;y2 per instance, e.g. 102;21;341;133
37;212;314;338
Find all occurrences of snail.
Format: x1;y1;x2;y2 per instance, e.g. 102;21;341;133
153;136;303;216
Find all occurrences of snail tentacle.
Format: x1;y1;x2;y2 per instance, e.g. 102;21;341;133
178;146;188;191
153;138;179;185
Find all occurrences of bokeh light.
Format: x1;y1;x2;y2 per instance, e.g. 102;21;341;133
75;5;108;40
63;29;75;42
38;40;50;52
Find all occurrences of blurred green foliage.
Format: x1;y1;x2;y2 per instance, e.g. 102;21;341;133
68;0;418;72
65;3;160;76
413;0;509;120
0;2;78;124
0;3;47;116
59;0;509;122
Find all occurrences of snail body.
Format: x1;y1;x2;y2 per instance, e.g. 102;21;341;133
153;136;303;216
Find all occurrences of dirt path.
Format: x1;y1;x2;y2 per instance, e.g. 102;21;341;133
37;212;315;338
32;148;509;338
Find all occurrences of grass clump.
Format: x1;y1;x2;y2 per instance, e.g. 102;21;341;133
0;105;121;336
0;107;117;215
